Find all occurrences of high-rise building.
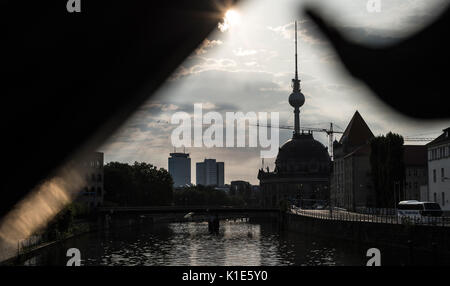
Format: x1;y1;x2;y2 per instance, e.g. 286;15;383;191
217;162;224;186
196;159;225;186
168;152;191;187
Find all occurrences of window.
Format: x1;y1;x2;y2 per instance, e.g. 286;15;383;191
442;168;445;179
414;182;418;189
442;192;446;206
434;192;437;202
433;169;437;183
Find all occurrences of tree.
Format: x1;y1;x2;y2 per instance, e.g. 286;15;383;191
172;185;245;207
103;162;135;206
370;132;405;208
104;161;173;206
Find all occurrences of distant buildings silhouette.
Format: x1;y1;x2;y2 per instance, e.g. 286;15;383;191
169;152;191;187
196;159;225;187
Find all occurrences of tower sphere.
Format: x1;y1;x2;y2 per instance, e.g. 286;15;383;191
289;90;305;108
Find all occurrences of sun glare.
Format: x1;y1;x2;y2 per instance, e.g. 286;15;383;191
219;9;241;32
225;9;240;26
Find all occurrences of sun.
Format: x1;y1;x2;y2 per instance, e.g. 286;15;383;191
225;9;241;26
219;9;241;32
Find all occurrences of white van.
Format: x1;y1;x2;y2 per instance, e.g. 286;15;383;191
397;200;443;224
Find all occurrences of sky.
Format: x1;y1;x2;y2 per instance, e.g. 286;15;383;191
99;0;450;185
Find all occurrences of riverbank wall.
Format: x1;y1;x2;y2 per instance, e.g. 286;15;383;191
285;213;450;258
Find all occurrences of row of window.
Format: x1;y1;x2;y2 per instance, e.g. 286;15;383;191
86;173;102;182
428;145;450;161
83;160;103;168
405;181;418;190
406;167;425;177
433;192;446;206
432;168;446;183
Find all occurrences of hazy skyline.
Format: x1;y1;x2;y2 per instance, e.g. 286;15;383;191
100;0;450;184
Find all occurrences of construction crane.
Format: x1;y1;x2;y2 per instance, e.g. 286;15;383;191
156;119;434;156
253;122;343;160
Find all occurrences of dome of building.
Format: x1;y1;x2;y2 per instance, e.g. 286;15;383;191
275;133;330;174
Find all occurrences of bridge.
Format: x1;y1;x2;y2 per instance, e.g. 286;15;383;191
98;206;278;214
97;206;280;224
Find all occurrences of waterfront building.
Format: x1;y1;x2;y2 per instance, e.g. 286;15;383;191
330;111;375;210
403;145;428;200
426;127;450;211
168;152;191;187
75;151;104;209
196;159;225;186
258;22;331;209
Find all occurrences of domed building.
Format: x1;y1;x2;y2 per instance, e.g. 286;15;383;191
258;22;331;208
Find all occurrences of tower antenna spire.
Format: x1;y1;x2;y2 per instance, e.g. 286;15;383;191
295;20;298;81
288;20;305;137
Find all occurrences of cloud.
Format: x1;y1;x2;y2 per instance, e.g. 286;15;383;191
194;39;223;55
171;57;238;79
267;20;325;45
233;48;258;57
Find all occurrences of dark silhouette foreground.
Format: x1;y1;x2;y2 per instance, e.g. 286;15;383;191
304;6;450;119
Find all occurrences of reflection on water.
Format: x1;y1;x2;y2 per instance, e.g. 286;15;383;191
22;220;430;266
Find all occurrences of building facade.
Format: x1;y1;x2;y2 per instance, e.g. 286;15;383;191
259;133;331;208
168;152;191;187
76;152;104;209
330;111;375;210
196;159;225;186
217;162;224;187
427;127;450;211
403;145;428;201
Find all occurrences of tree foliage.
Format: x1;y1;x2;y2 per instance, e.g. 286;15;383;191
173;185;245;206
104;161;173;206
370;132;405;208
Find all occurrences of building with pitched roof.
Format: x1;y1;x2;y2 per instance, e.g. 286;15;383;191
330;111;375;210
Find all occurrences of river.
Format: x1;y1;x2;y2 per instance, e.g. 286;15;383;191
21;219;436;266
